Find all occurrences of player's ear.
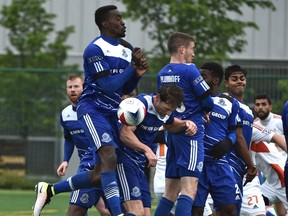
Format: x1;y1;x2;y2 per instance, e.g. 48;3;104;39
224;80;228;87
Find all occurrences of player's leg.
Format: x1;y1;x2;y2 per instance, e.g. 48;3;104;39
81;113;123;216
95;196;111;216
66;204;88;216
154;133;181;216
174;135;203;216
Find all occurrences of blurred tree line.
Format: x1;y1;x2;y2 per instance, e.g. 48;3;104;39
0;0;286;143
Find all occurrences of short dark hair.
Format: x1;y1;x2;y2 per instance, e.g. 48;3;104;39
254;94;272;105
224;65;247;81
94;5;117;30
200;62;224;84
167;32;196;54
158;84;184;108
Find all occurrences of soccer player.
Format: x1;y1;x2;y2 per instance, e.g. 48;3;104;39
117;84;198;216
281;101;288;202
192;62;239;216
33;5;147;216
58;75;110;216
155;32;214;216
223;65;257;214
253;94;287;215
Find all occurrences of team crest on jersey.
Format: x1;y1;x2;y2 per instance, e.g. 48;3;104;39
101;133;112;143
131;186;141;197
80;193;89;203
197;161;203;172
218;98;226;106
122;49;128;58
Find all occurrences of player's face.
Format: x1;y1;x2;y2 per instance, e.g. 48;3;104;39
254;99;272;120
154;95;176;117
224;72;246;97
183;41;195;63
200;69;214;88
106;9;126;38
66;78;83;105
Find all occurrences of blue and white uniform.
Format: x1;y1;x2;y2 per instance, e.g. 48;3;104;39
194;93;241;208
281;101;288;200
157;63;213;178
116;93;174;208
75;34;141;215
60;104;103;209
77;35;140;151
226;101;254;202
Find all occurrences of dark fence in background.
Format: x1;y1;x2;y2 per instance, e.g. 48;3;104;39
0;65;288;179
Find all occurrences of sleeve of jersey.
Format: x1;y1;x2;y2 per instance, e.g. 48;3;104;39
189;69;214;113
63;139;74;162
85;45;136;93
228;99;240;131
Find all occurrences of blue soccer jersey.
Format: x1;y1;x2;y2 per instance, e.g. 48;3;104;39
281;100;288;200
77;35;140;118
194;93;241;208
60;104;102;209
157;63;210;136
226;101;254;187
203;94;240;164
116;93;174;205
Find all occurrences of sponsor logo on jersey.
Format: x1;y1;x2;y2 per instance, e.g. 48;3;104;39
80;193;89;203
110;69;124;74
131;186;141;197
70;129;85;135
101;132;112;143
140;125;160;132
88;56;103;63
193;76;203;85
211;112;226;119
253;204;259;209
160;75;180;83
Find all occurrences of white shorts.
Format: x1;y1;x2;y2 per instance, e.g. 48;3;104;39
261;180;288;211
240;176;266;216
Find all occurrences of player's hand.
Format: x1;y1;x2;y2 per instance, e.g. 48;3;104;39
244;166;257;186
57;161;68;176
185;120;197;136
144;149;157;167
132;47;148;76
204;112;210;124
210;138;233;159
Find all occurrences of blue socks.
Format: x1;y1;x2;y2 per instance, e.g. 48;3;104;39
53;171;91;194
175;194;193;215
101;171;123;216
154;197;175;216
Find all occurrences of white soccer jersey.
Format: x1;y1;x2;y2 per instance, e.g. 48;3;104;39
254;112;284;135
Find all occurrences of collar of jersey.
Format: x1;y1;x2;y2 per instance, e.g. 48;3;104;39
100;34;119;46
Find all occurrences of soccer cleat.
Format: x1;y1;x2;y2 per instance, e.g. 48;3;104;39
32;182;51;216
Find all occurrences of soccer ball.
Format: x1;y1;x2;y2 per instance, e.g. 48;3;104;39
117;97;146;126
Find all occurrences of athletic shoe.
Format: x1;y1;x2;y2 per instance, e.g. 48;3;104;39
32;182;51;216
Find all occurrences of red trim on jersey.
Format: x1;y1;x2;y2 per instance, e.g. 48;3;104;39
271;163;285;187
250;141;270;152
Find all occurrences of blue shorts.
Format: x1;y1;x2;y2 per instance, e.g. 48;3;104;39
193;163;241;207
69;188;104;208
116;162;151;208
70;150;104;209
78;111;120;151
165;132;204;179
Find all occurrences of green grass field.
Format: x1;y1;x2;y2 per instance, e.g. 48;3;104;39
0;189;157;216
0;189;99;216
